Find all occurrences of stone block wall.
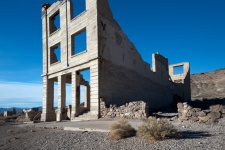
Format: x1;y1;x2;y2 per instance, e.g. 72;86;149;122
100;99;149;119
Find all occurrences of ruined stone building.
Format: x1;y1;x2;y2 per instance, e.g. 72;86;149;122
41;0;190;121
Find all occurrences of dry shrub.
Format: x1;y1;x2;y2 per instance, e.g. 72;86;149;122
137;117;178;143
108;118;136;140
0;120;5;126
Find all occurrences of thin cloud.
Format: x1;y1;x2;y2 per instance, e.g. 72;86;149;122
0;81;85;108
0;81;42;108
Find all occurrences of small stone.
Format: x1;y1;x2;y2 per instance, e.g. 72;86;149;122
198;111;206;117
207;111;221;122
191;117;199;122
193;108;201;112
177;103;183;109
198;116;209;123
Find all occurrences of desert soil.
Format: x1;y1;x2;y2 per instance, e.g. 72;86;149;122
1;118;225;150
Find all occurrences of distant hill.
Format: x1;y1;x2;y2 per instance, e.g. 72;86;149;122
191;68;225;101
0;107;42;114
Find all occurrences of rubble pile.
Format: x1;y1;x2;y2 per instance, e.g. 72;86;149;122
100;100;149;119
22;108;41;121
177;102;225;123
3;109;16;117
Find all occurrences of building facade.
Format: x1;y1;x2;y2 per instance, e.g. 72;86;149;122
41;0;190;121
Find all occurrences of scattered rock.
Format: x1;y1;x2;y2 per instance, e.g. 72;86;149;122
198;111;206;117
100;100;149;119
177;102;224;124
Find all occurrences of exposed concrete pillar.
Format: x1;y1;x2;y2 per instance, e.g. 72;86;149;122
56;75;66;121
84;85;90;109
41;77;56;121
71;72;80;119
90;62;99;119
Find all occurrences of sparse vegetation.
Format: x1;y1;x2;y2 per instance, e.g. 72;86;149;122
0;115;5;125
137;117;178;143
0;120;5;126
108;118;136;140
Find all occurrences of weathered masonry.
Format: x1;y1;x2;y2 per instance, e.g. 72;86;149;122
41;0;190;121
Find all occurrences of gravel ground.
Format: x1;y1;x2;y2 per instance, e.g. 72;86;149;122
0;119;225;150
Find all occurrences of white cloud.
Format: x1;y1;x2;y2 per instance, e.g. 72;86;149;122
0;81;85;108
0;81;42;108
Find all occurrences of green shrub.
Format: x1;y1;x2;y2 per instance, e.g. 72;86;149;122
108;118;136;140
137;117;178;143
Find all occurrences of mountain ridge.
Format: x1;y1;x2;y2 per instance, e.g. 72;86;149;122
191;68;225;101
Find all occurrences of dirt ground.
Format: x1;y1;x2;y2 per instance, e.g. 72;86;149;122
1;117;225;150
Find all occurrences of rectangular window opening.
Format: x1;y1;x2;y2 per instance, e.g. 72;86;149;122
50;43;61;64
80;69;90;84
79;69;90;112
66;74;72;106
72;29;87;55
71;0;86;19
50;11;60;34
173;65;184;75
54;81;58;109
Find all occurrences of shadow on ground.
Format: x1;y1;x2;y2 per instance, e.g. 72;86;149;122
176;130;211;139
151;114;177;119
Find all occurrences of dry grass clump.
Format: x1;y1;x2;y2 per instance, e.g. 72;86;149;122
108;118;136;140
137;117;178;143
0;120;5;126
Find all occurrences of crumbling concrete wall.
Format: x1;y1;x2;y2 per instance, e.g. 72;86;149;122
41;0;190;121
169;62;191;101
98;2;175;109
4;109;16;118
23;108;40;121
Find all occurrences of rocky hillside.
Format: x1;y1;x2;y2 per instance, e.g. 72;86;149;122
191;68;225;100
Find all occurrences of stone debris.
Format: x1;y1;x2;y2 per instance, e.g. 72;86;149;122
23;108;41;121
177;102;225;123
100;100;149;119
55;105;72;121
3;108;16;118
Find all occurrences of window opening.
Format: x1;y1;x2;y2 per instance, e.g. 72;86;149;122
50;11;60;34
79;69;90;113
72;29;87;55
66;83;72;106
174;66;184;75
71;0;86;18
54;81;58;109
50;43;61;64
80;69;90;83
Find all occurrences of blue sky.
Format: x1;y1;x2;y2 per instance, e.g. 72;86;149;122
0;0;224;108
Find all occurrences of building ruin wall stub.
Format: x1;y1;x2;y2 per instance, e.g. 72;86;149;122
98;14;172;86
99;59;174;109
169;62;191;101
97;1;174;108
